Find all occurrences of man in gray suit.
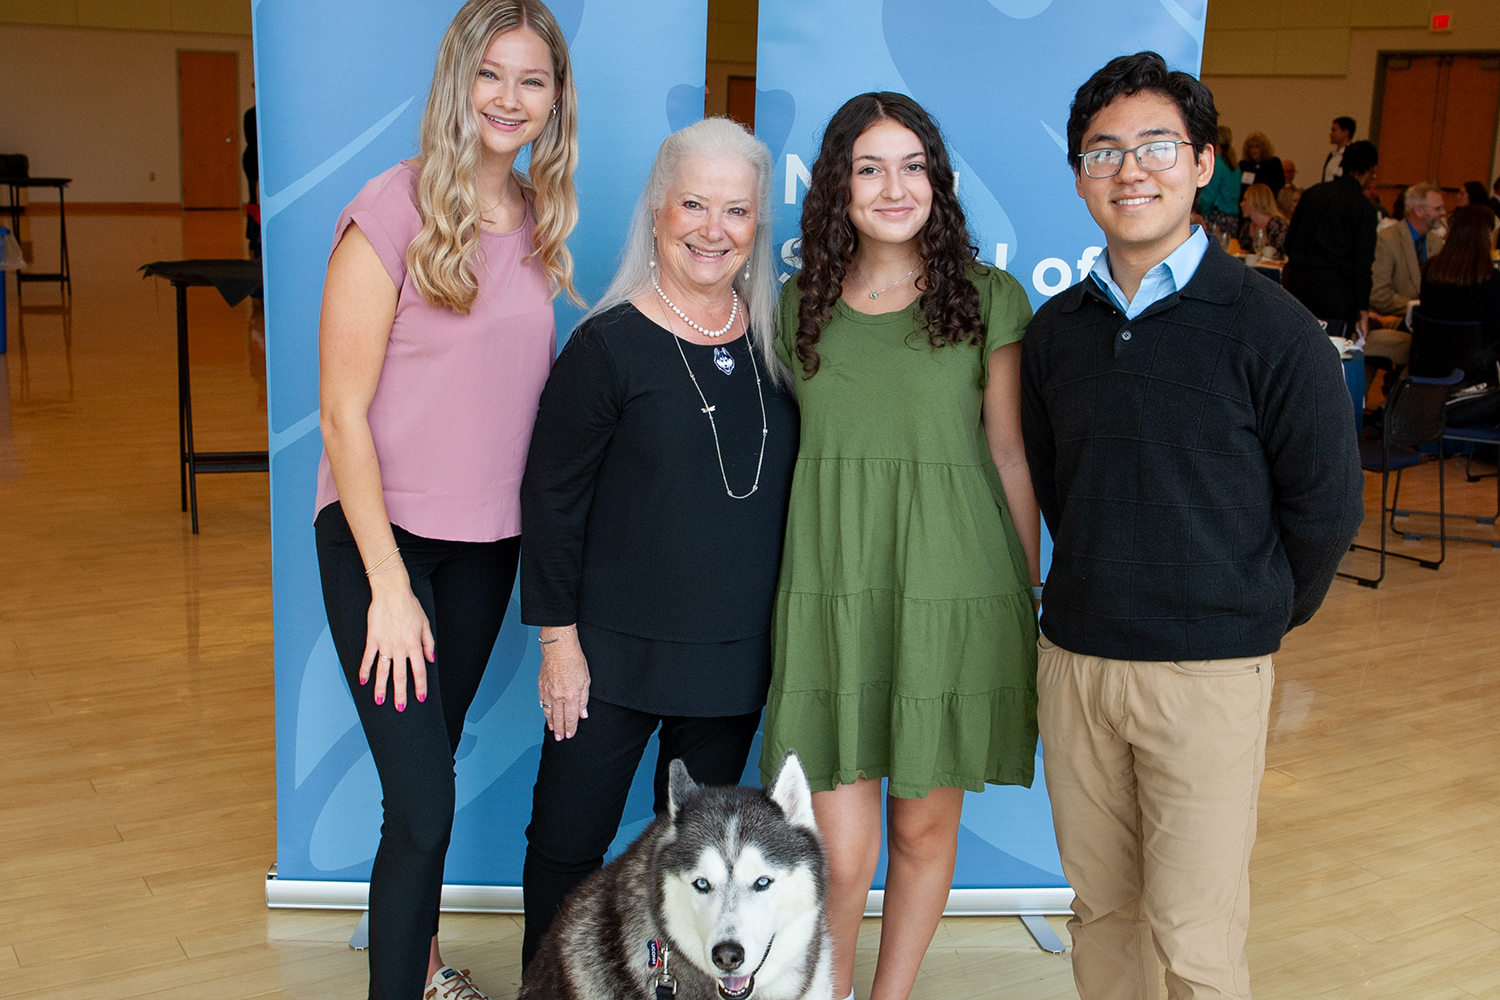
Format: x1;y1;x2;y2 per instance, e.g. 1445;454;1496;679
1369;181;1446;366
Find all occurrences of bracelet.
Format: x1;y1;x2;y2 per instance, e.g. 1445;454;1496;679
538;626;576;645
364;546;401;577
368;557;404;578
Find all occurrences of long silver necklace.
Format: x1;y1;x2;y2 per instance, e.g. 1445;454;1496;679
653;275;739;338
858;262;918;299
669;328;768;500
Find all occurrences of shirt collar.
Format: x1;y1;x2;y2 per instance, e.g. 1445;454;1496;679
1406;220;1425;244
1090;226;1210;316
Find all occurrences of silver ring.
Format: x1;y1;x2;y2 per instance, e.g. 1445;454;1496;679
379;654;392;663
540;701;552;710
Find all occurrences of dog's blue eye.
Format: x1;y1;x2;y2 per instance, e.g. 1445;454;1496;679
692;878;711;892
753;877;773;890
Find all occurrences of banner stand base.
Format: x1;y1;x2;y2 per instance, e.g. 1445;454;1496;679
348;911;369;950
1019;914;1067;954
268;864;1074;926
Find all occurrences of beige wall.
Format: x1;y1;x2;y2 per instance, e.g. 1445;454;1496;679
1202;0;1500;189
0;22;254;204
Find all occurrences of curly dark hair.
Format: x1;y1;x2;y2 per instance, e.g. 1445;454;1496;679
793;92;982;378
1065;51;1218;173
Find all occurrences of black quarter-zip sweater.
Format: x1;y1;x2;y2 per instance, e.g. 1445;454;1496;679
1020;242;1364;662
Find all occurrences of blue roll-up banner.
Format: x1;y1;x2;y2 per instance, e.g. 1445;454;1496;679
259;0;1202;912
755;0;1205;903
255;0;711;904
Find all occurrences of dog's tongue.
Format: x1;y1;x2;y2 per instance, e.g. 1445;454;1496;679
723;975;752;994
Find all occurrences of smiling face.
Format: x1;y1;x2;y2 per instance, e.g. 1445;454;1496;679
1075;90;1213;264
653;154;758;300
846;118;933;250
469;26;556;165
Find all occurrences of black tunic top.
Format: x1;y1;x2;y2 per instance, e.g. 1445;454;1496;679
520;303;799;711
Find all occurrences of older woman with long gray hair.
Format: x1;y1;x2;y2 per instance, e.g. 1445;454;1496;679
517;117;799;969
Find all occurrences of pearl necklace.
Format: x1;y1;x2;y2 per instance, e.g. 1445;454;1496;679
669;330;768;500
653;275;739;338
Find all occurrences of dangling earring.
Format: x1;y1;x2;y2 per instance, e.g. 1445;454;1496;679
649;224;657;269
549;103;557;119
743;262;751;281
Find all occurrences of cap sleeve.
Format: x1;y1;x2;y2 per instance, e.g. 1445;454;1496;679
331;162;422;290
976;265;1033;386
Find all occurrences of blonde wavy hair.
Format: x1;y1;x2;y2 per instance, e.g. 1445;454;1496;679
1242;183;1285;221
408;0;581;312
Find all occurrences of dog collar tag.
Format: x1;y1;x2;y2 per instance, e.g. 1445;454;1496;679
647;939;662;969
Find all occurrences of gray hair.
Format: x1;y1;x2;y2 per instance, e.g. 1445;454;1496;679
582;117;789;387
1404;181;1443;208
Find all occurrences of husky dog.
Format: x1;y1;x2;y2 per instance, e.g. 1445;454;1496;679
519;751;832;1000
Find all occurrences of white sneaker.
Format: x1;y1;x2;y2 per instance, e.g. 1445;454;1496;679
425;966;489;1000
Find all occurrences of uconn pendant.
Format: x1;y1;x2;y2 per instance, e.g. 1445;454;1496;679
713;345;735;375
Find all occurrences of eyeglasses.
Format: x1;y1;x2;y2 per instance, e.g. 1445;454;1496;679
1078;140;1194;179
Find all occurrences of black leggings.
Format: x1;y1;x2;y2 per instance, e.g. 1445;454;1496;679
520;699;762;968
316;502;520;1000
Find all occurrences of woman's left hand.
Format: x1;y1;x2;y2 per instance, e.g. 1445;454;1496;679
538;627;590;739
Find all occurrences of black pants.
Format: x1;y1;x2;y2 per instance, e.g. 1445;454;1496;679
520;699;762;968
316;502;520;1000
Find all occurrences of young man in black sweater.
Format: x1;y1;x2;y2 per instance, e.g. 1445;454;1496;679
1020;52;1363;1000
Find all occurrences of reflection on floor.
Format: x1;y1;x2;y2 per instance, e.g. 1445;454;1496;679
2;210;1498;1000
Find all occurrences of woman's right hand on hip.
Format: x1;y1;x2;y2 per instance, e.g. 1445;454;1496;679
360;566;435;712
539;628;590;739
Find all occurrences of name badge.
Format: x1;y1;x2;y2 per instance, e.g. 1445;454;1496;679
1241;171;1256;185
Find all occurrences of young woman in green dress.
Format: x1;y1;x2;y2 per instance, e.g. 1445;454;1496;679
760;92;1041;1000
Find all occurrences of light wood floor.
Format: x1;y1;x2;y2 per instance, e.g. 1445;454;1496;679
2;212;1498;1000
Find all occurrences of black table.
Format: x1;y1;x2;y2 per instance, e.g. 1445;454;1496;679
0;176;72;301
140;259;266;533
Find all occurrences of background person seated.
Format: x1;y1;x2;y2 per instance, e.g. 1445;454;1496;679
1238;183;1288;256
1371;181;1445;323
1415;204;1500;389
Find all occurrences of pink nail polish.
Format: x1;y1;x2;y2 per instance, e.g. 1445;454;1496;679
396;702;405;712
418;693;425;703
375;695;383;705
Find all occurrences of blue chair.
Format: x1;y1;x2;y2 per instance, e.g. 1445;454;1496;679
1393;313;1500;548
1338;369;1463;588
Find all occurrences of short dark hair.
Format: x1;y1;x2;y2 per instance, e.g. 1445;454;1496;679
1333;116;1356;137
1341;140;1378;177
1463;180;1490;206
1065;51;1217;173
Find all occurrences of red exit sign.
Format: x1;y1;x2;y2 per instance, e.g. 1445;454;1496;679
1430;13;1452;31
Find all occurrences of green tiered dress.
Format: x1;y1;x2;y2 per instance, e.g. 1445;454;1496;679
760;267;1039;798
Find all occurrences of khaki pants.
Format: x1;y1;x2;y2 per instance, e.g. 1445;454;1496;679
1037;634;1275;1000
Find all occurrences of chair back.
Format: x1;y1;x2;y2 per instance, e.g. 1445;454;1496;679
1384;369;1464;448
1410;311;1488;382
0;154;27;179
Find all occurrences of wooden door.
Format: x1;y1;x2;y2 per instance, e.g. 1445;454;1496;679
178;51;241;209
727;76;756;131
1375;54;1500;195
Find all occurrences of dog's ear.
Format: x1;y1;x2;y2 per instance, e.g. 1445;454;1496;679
768;750;817;831
667;759;698;820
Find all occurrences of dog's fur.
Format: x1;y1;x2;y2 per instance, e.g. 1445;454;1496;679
518;751;832;1000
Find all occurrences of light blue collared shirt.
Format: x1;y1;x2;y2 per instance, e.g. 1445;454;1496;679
1090;226;1210;319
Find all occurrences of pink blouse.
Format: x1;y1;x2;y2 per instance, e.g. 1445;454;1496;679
314;161;555;542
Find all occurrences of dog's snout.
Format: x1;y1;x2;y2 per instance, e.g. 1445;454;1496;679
711;941;745;971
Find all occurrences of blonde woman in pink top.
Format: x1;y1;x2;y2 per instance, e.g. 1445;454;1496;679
314;2;578;998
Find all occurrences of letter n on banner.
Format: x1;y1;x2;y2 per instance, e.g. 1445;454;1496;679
254;0;709;899
754;0;1205;909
